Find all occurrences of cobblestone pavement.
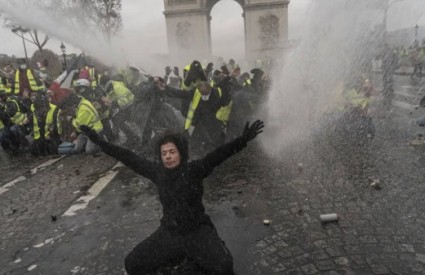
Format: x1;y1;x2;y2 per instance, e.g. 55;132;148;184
2;75;425;274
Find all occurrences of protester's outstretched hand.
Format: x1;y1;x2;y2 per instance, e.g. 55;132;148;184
205;62;214;74
241;120;264;142
220;64;230;75
165;66;172;76
79;125;101;145
173;66;179;76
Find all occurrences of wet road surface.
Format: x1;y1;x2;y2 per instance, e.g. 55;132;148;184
2;75;425;274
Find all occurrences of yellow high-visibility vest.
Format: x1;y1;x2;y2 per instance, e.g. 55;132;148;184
32;103;61;140
216;101;233;124
185;88;224;130
14;70;44;94
243;79;252;87
6;98;26;125
0;78;12;94
73;98;103;133
344;89;371;110
107;81;134;109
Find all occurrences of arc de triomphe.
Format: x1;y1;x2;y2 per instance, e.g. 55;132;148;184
163;0;290;62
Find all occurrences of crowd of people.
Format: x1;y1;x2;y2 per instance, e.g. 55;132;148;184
0;44;422;274
0;55;270;274
0;56;271;158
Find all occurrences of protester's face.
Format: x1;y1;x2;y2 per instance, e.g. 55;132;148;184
3;65;12;73
160;142;181;169
30;93;37;103
198;82;211;96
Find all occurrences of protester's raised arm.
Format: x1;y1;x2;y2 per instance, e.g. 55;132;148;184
79;125;156;180
199;120;264;176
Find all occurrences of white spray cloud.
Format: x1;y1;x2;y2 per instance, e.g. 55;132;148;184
262;0;389;156
0;0;147;67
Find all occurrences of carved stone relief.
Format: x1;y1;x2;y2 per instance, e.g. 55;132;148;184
258;12;280;48
176;21;192;49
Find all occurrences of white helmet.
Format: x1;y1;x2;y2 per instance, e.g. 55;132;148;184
75;78;91;88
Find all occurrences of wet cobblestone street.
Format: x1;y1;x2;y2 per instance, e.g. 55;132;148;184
2;76;425;274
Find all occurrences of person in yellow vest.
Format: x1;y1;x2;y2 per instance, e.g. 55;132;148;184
0;91;29;151
0;77;13;94
14;58;45;96
238;72;251;87
28;92;61;156
14;58;45;113
74;78;115;142
59;93;103;154
79;63;98;89
101;78;139;145
0;102;14;151
156;79;231;155
179;60;209;118
342;77;373;118
1;61;15;94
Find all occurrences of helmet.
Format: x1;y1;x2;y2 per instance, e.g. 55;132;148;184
75;78;91;88
74;78;91;95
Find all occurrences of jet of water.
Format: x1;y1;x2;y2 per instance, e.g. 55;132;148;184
0;0;127;67
263;0;425;155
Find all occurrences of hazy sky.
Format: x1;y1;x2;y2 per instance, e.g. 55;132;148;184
0;0;424;60
0;0;308;58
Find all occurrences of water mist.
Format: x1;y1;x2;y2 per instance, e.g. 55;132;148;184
262;0;407;156
0;0;128;67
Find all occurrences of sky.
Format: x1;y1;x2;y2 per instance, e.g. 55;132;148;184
0;0;307;59
0;0;424;62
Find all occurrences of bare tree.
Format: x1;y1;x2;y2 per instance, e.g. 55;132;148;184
0;0;51;52
3;17;50;53
2;0;122;50
85;0;122;41
48;0;122;42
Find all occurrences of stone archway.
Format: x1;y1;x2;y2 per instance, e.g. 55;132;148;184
163;0;290;62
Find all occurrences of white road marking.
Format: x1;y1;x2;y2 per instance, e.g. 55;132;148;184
32;234;63;249
30;155;66;174
33;242;45;248
62;162;123;217
0;176;27;195
395;90;420;98
393;100;417;110
400;85;420;91
0;155;67;196
13;258;22;264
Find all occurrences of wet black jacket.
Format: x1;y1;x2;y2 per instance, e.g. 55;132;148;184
98;137;247;234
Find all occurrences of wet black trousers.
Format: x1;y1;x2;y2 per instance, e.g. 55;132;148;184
124;224;234;275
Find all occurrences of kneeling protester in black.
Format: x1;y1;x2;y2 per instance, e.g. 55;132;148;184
79;119;265;275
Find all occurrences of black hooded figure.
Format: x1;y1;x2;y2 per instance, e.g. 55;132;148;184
79;119;265;275
180;60;208;117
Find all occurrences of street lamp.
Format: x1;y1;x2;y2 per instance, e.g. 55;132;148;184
382;0;404;44
11;26;29;64
60;42;67;70
415;24;419;43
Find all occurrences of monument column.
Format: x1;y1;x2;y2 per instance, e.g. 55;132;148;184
163;0;290;63
163;0;211;60
242;0;290;62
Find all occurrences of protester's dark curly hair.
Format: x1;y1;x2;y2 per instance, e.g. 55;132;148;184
156;132;189;164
